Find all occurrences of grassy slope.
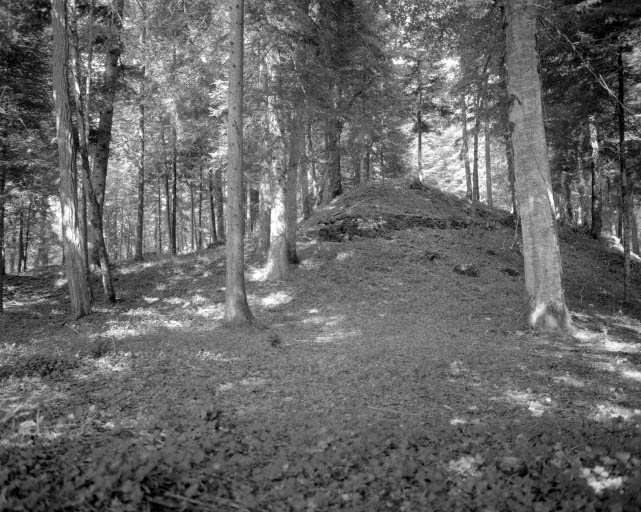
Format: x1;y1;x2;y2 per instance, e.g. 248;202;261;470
1;180;641;511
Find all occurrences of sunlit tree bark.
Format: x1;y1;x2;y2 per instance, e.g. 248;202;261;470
224;0;253;326
52;0;91;319
505;0;570;331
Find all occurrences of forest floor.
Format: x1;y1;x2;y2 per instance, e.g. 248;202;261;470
2;179;641;511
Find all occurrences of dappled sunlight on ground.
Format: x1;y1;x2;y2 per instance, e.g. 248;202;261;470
502;389;555;417
590;402;641;422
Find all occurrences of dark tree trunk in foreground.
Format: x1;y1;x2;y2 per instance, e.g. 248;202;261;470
505;0;571;331
52;0;91;319
224;0;253;326
89;0;124;265
69;0;115;302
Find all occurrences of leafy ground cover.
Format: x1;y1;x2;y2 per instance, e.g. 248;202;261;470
1;180;641;511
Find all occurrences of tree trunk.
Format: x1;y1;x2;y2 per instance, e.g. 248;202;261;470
90;0;124;265
256;167;271;255
198;166;203;250
484;115;493;207
208;167;218;244
52;0;91;319
0;153;4;312
460;95;472;199
171;125;178;255
156;166;162;252
214;165;225;241
618;45;631;303
589;116;602;239
134;0;147;261
417;87;423;177
505;0;570;331
321;109;342;204
224;0;253;326
286;107;302;265
265;51;289;281
160;122;174;252
472;112;480;202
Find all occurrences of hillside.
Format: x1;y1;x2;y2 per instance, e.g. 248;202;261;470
1;180;641;511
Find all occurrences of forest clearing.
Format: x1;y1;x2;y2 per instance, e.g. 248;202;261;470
3;0;641;509
2;180;641;510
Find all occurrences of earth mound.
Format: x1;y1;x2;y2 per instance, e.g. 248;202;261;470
303;178;513;242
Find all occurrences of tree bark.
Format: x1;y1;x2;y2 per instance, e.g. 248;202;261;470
208;167;218;244
484;114;493;207
472;109;480;202
224;0;253;326
52;0;91;318
505;0;570;331
89;0;124;265
460;95;472;199
618;45;631;303
286;106;302;265
134;3;147;261
171;125;178;255
589;116;602;239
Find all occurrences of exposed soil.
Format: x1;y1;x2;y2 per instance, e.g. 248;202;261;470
1;179;641;511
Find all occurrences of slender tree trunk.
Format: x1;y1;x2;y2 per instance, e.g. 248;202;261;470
17;207;24;273
472;110;480;202
156;167;162;252
52;0;91;318
589;116;602;239
417;86;423;177
505;0;570;331
190;181;195;251
618;45;631;303
484;115;493;207
208;167;218;244
171;125;178;255
0;143;6;311
21;200;32;272
160;122;174;252
256;167;271;255
224;0;253;325
214;165;225;241
198;166;203;250
286;106;302;265
460;95;472;199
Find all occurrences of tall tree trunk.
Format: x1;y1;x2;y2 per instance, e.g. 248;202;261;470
171;125;178;255
505;0;570;331
0;142;6;311
89;0;124;265
256;167;271;255
208;167;218;244
224;0;253;325
160;121;174;252
589;116;602;239
214;165;225;241
618;45;631;303
190;180;195;251
417;86;423;177
156;167;162;252
17;207;24;273
134;0;147;261
286;106;302;265
52;0;91;318
321;108;342;204
484;114;493;207
198;166;203;250
21;200;32;272
472;110;480;202
265;50;289;281
69;0;115;302
460;95;472;199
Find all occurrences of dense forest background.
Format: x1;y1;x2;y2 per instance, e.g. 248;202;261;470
2;0;640;298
